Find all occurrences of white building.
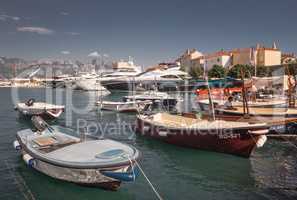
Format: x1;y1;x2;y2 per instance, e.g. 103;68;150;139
177;49;203;69
204;51;232;70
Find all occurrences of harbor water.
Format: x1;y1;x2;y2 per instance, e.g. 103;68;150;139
0;87;296;200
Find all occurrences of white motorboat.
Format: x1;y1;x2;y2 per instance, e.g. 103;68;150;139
14;99;64;119
123;91;182;109
76;79;110;93
14;117;140;190
0;79;11;87
74;72;110;94
96;100;152;112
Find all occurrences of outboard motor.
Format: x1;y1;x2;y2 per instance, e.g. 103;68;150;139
140;103;153;115
25;98;35;107
31;116;49;132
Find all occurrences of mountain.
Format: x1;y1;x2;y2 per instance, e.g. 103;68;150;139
0;57;28;79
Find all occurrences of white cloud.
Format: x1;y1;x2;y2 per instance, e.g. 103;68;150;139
61;51;70;55
0;14;20;21
88;51;100;57
17;27;54;35
65;32;80;36
60;12;69;16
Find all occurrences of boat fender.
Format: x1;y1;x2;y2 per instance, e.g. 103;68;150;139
158;131;168;137
256;135;267;148
13;140;21;150
22;154;35;167
101;165;139;182
249;129;269;134
143;126;150;132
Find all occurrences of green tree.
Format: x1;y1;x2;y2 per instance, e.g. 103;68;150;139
180;65;204;79
189;66;203;79
227;64;254;78
208;65;226;79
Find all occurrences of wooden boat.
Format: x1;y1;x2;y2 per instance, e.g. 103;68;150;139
202;111;297;133
135;112;268;157
198;99;286;111
96;100;152;112
15;99;64;119
216;107;297;117
14;117;140;190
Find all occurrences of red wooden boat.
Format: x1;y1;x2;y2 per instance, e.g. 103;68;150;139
135;112;268;157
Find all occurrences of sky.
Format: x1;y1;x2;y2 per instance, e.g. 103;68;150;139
0;0;297;67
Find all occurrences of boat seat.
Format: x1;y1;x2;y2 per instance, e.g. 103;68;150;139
182;112;197;119
33;136;58;147
33;134;80;152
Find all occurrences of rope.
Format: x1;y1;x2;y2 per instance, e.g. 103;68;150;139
4;160;36;200
134;160;164;200
127;156;136;181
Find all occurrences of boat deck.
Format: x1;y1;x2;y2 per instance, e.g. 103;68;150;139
46;140;135;164
141;113;267;130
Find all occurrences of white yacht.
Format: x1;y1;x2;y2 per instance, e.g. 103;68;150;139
102;66;191;91
135;66;189;82
99;58;142;90
75;72;110;94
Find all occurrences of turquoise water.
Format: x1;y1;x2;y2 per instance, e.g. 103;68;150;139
0;88;296;200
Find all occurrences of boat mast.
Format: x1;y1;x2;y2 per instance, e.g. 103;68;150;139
100;54;104;106
285;65;296;108
240;67;250;118
205;61;215;121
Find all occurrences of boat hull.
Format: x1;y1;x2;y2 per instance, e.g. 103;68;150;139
16;108;64;119
21;151;125;190
101;79;185;91
135;117;266;158
123;97;177;108
97;101;151;113
99;103;138;112
216;108;297;118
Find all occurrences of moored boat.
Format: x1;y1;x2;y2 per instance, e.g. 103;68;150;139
14;117;140;190
14;99;64;119
215;107;297;117
135;112;268;157
201;111;297;134
75;78;110;94
198;99;286;111
96;100;152;112
123;91;181;109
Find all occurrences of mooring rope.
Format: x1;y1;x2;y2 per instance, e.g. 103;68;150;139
134;160;164;200
4;160;36;200
127;156;136;181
